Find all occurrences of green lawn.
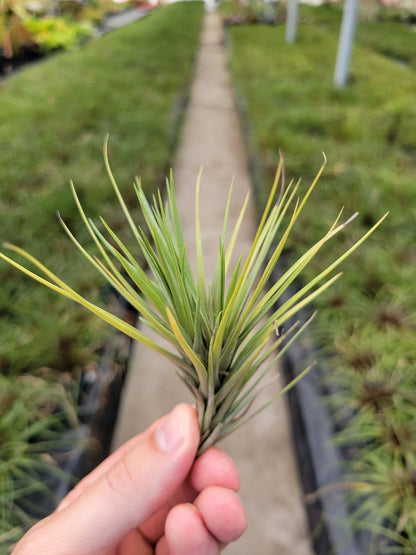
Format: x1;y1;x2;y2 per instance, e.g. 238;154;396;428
225;6;416;551
0;2;204;374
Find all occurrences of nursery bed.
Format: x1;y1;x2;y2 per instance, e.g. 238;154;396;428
1;2;205;547
274;264;370;555
225;7;416;551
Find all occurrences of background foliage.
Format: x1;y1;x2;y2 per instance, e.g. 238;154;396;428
223;2;416;551
0;2;204;374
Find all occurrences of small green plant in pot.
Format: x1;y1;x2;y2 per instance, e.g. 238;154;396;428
0;141;387;454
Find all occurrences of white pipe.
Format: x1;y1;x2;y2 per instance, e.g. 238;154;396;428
286;0;299;44
334;0;359;88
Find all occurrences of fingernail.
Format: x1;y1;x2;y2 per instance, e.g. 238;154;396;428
156;406;185;452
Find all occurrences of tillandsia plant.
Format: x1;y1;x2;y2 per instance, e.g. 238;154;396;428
0;140;387;455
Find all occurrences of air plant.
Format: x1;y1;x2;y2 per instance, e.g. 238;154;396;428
0;141;387;454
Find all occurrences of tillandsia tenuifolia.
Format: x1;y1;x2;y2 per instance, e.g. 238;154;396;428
0;139;387;455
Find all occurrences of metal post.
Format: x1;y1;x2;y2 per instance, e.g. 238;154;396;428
334;0;359;88
264;0;275;22
286;0;299;44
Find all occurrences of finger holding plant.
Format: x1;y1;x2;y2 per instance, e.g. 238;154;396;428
0;139;387;455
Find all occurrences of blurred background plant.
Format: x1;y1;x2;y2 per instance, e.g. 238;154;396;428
0;0;37;69
0;372;80;552
330;355;416;552
24;15;94;52
0;0;138;69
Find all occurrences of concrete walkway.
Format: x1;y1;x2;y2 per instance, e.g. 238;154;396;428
101;8;147;32
112;10;313;554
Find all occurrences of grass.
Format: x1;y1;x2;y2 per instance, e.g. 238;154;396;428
0;1;204;374
223;4;416;551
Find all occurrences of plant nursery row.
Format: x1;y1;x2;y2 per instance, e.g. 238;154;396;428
0;2;204;548
223;2;416;552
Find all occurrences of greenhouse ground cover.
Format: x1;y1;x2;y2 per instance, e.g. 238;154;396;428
0;2;204;548
0;1;204;374
224;4;416;552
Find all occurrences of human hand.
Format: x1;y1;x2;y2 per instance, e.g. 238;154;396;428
12;403;247;555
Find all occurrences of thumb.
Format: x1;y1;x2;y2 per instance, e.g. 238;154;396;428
14;404;200;555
